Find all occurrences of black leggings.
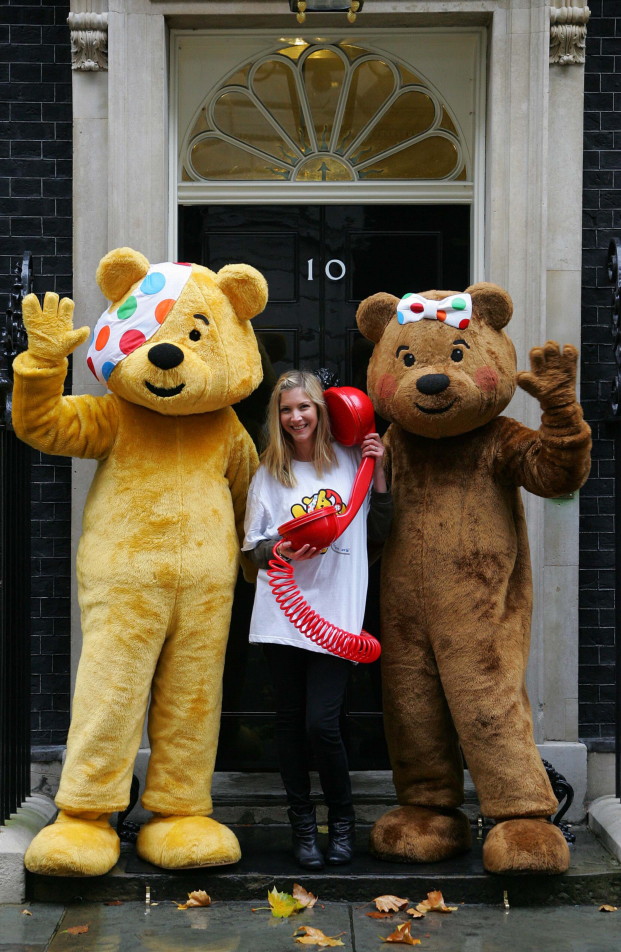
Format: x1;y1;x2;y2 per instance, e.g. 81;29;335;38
263;643;353;815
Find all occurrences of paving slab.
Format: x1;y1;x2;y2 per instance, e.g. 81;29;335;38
0;902;64;951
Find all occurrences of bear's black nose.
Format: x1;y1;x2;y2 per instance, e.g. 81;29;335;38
148;343;184;370
416;373;450;395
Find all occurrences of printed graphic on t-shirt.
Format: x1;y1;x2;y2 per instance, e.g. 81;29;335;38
290;487;346;519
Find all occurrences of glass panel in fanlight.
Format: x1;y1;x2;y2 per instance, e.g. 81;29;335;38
303;50;345;149
338;59;396;153
440;107;458;135
253;60;310;152
351;89;436;163
213;91;297;162
295;155;353;181
279;43;309;61
359;136;459;179
191;139;290;180
399;64;423;86
339;43;367;61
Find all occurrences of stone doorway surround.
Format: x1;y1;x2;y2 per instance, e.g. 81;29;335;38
64;0;591;809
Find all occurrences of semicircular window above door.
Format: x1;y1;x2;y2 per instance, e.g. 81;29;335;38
181;41;468;183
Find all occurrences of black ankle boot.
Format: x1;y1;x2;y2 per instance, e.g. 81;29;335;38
288;807;324;869
325;811;355;865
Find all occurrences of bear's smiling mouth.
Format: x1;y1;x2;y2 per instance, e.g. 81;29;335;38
145;381;186;398
415;399;456;415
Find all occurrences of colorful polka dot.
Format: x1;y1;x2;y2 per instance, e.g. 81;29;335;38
452;297;467;310
102;361;116;381
459;318;470;329
155;299;175;324
119;329;146;355
437;310;447;321
95;325;111;351
401;292;413;299
174;262;192;267
87;356;97;378
140;272;166;295
410;301;425;314
117;296;138;320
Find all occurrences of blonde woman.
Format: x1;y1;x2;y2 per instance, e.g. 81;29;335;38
243;370;391;869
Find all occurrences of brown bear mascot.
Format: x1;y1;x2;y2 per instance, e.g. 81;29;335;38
356;283;591;875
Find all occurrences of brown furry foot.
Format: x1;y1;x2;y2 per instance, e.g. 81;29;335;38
482;818;570;875
370;805;472;863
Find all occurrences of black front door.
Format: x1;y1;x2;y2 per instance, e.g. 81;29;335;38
180;204;470;770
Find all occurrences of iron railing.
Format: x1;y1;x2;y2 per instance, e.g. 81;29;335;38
0;253;33;824
607;237;621;800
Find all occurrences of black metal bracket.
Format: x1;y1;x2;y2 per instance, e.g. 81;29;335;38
542;758;576;844
115;774;141;843
0;253;33;430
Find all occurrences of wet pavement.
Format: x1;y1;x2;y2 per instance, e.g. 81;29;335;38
1;898;620;951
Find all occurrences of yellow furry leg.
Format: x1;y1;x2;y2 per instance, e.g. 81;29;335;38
136;815;241;869
24;811;120;877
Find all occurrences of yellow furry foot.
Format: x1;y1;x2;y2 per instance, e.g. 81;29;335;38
136;815;241;869
482;818;570;875
24;811;120;877
370;805;472;863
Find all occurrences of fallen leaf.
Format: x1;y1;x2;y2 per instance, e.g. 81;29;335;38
374;895;409;912
62;925;89;935
367;911;395;919
175;889;211;910
415;890;458;914
293;925;345;947
293;883;318;908
21;909;32;916
405;909;426;919
267;886;304;918
599;904;618;912
382;921;421;945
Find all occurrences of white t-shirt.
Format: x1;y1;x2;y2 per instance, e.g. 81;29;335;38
243;443;370;654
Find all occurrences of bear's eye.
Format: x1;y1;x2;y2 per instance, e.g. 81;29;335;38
189;329;201;342
451;348;464;362
403;352;415;367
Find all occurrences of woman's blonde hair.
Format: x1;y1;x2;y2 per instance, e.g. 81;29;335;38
261;370;336;487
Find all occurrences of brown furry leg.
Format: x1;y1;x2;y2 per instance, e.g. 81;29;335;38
370;805;471;863
482;818;570;875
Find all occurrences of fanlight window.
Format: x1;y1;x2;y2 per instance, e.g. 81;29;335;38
182;42;467;183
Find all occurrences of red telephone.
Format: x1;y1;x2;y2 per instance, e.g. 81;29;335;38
276;386;376;549
268;386;382;663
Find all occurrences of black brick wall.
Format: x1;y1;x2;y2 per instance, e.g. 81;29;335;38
1;1;72;746
579;0;619;743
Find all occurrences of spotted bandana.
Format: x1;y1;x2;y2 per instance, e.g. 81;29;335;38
396;292;472;331
87;262;193;386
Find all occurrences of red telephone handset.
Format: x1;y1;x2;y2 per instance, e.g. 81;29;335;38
276;386;376;549
268;386;381;663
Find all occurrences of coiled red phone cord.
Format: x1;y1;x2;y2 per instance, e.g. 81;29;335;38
267;544;381;663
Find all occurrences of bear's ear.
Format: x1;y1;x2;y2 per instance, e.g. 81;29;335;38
466;282;513;331
356;293;399;343
96;248;150;302
216;264;268;321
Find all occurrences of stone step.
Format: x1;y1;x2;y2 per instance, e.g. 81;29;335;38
26;826;621;907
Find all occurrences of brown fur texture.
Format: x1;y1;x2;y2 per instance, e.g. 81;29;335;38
369;805;471;863
357;283;591;875
14;249;267;876
482;819;570;875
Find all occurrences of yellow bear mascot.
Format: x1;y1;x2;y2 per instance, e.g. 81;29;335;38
12;247;267;876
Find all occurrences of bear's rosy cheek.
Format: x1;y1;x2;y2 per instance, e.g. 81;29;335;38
375;373;398;402
473;366;499;393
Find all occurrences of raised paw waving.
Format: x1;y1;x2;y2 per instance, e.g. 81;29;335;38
22;292;90;362
516;341;578;409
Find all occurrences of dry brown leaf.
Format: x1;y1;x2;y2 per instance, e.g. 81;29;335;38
293;925;345;947
416;890;458;914
405;908;426;919
382;921;421;945
21;910;32;916
374;894;409;912
599;904;618;912
63;925;89;935
367;911;395;919
293;883;318;908
176;889;211;910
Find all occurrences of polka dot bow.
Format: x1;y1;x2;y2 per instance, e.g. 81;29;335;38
87;262;193;385
396;292;472;331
